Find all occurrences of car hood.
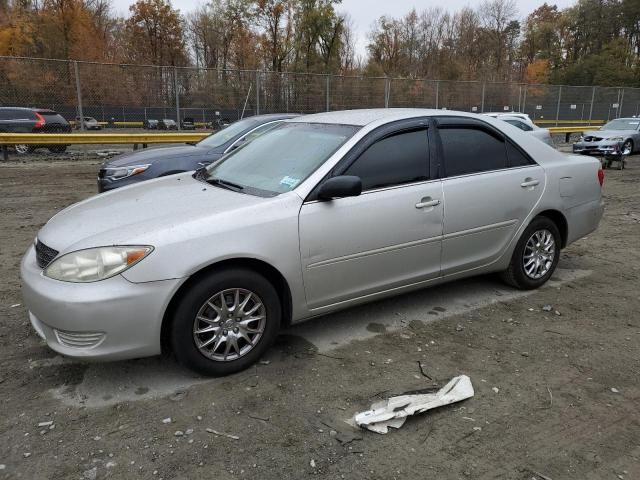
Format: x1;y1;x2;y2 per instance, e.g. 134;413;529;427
104;145;214;167
585;129;636;138
37;173;269;254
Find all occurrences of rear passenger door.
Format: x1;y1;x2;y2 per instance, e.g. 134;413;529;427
436;117;545;275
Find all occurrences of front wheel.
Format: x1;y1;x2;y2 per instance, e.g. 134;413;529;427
170;268;281;376
15;144;35;154
622;139;633;156
501;217;561;290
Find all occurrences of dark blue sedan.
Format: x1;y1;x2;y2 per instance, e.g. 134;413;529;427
97;114;299;192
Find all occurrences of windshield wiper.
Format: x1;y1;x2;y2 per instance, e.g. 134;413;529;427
206;177;244;192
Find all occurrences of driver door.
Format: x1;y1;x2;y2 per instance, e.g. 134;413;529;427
298;121;443;311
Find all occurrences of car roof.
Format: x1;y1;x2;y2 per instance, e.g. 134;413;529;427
249;113;300;121
287;108;496;126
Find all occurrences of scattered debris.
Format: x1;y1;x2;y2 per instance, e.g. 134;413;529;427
353;375;474;434
416;361;433;381
455;324;464;332
10;303;20;308
23;453;31;458
611;387;619;393
206;428;239;440
105;461;116;468
174;431;184;437
542;305;553;312
310;459;316;468
248;414;270;422
492;387;500;393
162;417;172;424
82;467;97;480
259;360;271;365
38;421;54;427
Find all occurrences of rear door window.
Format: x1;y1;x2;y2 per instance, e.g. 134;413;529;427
343;128;429;190
438;127;507;177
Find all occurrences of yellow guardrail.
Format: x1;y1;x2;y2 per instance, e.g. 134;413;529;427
535;119;605;125
0;132;210;145
547;126;598;134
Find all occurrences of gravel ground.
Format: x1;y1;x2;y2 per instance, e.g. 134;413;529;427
0;146;639;480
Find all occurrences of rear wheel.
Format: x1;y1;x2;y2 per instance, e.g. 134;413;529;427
501;216;561;290
170;268;281;376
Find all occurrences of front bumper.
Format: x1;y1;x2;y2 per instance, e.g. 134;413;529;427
573;140;622;155
20;245;182;361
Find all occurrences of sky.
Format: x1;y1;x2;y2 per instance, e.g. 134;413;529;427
110;0;576;57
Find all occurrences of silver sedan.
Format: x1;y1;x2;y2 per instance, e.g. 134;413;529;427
573;118;640;155
21;109;604;375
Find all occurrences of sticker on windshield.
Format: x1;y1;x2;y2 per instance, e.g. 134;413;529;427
280;176;300;188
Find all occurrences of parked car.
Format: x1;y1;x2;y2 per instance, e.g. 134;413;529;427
485;113;554;146
98;114;299;192
159;119;178;130
572;117;640;156
143;119;159;130
0;107;71;154
21;109;604;376
75;116;102;130
181;117;196;130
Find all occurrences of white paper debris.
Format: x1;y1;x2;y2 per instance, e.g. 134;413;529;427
353;375;474;434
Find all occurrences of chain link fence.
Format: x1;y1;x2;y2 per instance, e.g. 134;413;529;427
2;56;640;129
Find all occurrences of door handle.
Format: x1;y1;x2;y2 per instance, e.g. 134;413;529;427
520;178;540;188
415;198;441;209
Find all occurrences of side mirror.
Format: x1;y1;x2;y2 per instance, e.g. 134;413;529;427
317;175;362;200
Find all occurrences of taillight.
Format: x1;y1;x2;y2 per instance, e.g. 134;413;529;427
34;112;45;129
597;168;604;187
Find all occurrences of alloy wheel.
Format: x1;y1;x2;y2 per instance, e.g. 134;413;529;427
622;140;633;155
193;288;266;362
523;229;556;279
14;144;29;154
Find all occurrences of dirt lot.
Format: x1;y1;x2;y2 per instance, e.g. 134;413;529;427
0;148;639;480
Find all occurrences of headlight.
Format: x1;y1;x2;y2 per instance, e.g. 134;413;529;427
44;246;153;282
103;164;150;181
607;136;624;142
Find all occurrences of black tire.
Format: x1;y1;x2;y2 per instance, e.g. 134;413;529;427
48;145;67;153
501;216;561;290
170;267;281;376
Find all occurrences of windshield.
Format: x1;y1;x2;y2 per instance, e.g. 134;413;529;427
204;122;358;196
198;117;267;149
602;119;640;130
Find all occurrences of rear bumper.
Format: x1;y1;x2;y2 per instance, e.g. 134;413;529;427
20;245;182;361
566;198;605;246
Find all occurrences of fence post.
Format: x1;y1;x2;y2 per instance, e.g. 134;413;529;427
384;77;390;108
256;71;261;115
518;85;522;112
555;85;562;126
588;86;596;125
435;80;439;109
326;74;330;112
618;88;625;118
174;66;181;130
480;82;485;113
73;61;85;131
522;84;527;113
